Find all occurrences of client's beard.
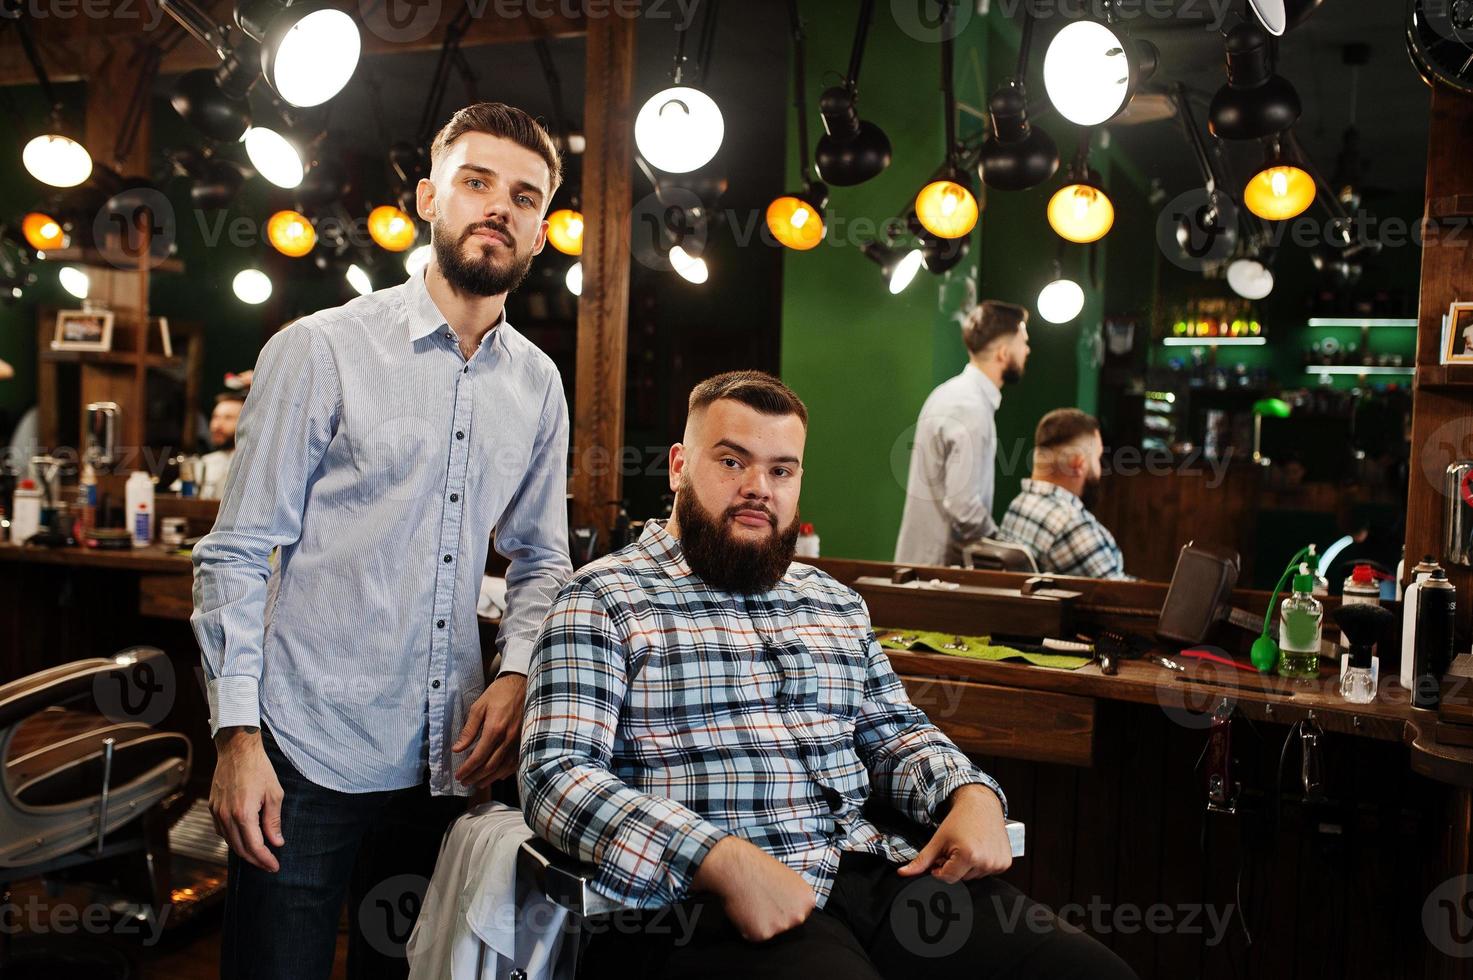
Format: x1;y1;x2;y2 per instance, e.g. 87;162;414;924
1080;476;1100;511
433;216;534;297
674;481;800;595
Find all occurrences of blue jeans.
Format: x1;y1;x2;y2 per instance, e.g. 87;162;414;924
221;728;463;980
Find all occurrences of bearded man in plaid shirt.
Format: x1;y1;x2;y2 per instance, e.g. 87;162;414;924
519;372;1136;980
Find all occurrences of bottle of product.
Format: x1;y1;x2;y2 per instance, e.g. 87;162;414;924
795;522;820;559
74;462;98;539
1277;565;1323;680
10;478;42;545
125;471;155;547
1413;569;1457;710
1400;556;1441;691
1338;563;1383;650
178;455;197;498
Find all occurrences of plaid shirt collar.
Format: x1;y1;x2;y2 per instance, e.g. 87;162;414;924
634;518;694;579
1019;477;1084;512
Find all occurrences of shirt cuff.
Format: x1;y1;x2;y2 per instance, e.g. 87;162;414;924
662;818;731;903
926;766;1008;822
497;636;534;677
207;675;261;735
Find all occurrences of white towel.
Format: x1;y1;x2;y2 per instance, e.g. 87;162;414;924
408;802;574;980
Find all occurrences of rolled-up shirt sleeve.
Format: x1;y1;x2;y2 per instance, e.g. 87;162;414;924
190;321;340;734
490;375;573;676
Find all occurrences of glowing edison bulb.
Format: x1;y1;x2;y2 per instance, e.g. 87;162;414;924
1244;164;1314;220
915;179;979;239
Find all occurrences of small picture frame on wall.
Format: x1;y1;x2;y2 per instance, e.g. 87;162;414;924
1443;302;1473;363
51;309;114;352
152;316;172;358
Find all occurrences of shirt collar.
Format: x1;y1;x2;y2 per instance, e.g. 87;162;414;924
401;269;514;359
962;362;1002;411
1020;478;1084;511
637;519;694;578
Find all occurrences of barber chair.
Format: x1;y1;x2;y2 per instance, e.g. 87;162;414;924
513;807;1026;980
0;648;192;977
964;538;1040;573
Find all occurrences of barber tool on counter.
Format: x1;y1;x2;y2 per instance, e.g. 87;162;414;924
1331;603;1394;704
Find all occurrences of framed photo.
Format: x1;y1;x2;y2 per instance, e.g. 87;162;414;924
51;309;114;352
1444;302;1473;363
152;316;172;358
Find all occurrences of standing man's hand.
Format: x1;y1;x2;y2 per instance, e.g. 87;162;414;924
896;784;1012;883
210;727;286;872
453;672;527;789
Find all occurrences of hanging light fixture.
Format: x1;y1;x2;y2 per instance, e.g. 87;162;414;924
346;263;373;296
16;20;94;189
547;207;585;256
914;4;979;241
565;261;583;296
21;210;68;252
766;0;829;251
910;216;971;276
1243;134;1315;221
404;244;432;278
635;0;724;173
1042;17;1158;127
814;0;891;187
1038;274;1085;324
1227;257;1275;299
267;209;317;257
1047;131;1113;244
862;239;924;295
668;244;709;284
979;9;1058;192
368;205;417;252
1208;21;1301;141
233;268;273;304
242;125;306;189
1168;84;1239;266
58;265;90;300
170;62;255;142
1246;0;1324;37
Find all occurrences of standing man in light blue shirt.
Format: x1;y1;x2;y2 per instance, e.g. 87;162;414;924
191;103;573;979
894;301;1031;567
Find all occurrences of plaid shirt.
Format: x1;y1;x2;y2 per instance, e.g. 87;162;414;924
520;520;1004;910
998;479;1129;580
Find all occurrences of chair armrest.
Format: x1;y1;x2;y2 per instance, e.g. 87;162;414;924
517;837;627;918
1005;819;1026;858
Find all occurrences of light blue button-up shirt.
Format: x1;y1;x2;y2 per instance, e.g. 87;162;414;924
191;270;572;796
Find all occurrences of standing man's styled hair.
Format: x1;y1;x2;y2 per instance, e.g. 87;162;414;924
688;371;809;428
961;300;1030;355
429;102;564;200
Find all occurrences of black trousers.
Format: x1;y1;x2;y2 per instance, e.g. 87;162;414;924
581;851;1139;980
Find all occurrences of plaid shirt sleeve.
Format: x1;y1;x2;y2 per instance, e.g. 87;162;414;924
1050;516;1130;580
851;607;1007;824
519;577;731;909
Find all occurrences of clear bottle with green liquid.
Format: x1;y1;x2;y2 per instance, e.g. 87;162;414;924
1277;567;1323;680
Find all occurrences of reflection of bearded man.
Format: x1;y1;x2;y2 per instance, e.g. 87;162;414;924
674;473;801;595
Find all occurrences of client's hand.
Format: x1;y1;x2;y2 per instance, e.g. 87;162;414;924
896;784;1012;883
210;727;285;873
693;836;817;942
453;672;527;789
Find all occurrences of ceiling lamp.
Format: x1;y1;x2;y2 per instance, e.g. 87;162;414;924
668;244;709;284
1038;274;1085;324
242;126;305;189
1227;257;1275;299
814;0;891;186
170;64;254;142
1043;18;1158;127
767;0;829;251
22;210;68;252
1247;0;1324;37
565;261;583;296
233;268;273;305
58;265;90;300
1167;84;1239;266
404;244;432;278
913;5;979;241
1208;22;1301;141
346;263;373;297
979;10;1058;192
267;209;316;257
909;216;971;276
862;240;924;295
634;2;724;173
1244;135;1315;221
368;205;417;252
24;134;94;190
1047;133;1113;244
547;208;585;256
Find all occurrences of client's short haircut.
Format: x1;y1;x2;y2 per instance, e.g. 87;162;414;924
961;300;1030;355
689;371;809;428
1035;408;1100;450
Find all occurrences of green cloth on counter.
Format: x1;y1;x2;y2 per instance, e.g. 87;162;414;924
876;628;1092;671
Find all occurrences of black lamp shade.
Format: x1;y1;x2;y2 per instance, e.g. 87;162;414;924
171;68;253;142
979;84;1059;191
814;87;891;187
1208;23;1301;140
190;159;246;210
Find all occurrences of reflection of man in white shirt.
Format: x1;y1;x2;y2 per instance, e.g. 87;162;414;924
895;301;1031;567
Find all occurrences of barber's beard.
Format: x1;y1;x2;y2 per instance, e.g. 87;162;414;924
213;434;236;452
674;480;800;595
432;215;534;297
1002;354;1024;385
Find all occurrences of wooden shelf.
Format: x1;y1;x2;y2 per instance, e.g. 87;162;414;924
1416;364;1473;389
42;348;183;370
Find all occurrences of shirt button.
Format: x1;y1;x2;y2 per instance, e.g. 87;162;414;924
437;619;445;628
444;332;452;341
443;554;452;563
431;679;441;689
463;366;469;374
456;431;465;440
449;493;459;502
